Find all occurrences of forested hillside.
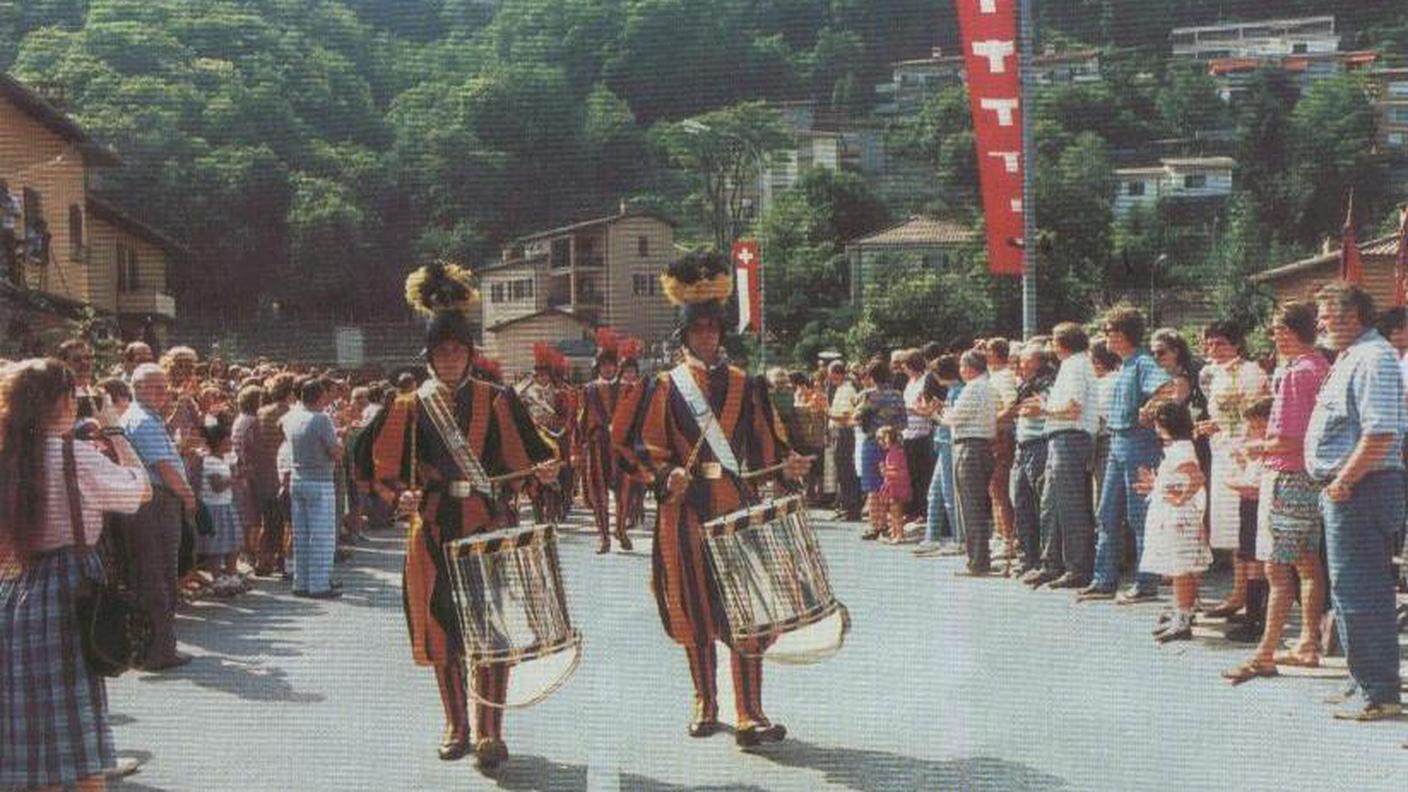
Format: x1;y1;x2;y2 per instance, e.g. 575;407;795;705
1;0;1403;334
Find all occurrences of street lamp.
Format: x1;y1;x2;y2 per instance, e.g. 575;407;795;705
680;119;769;370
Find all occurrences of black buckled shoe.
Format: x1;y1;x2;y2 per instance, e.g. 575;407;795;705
474;738;509;773
438;734;471;761
688;718;722;738
735;722;787;749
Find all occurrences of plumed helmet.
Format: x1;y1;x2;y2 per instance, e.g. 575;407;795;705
660;250;733;337
404;261;479;356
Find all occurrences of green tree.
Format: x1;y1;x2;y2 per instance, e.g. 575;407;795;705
1288;74;1386;246
848;256;995;359
1156;63;1225;137
655;101;792;252
760;167;890;362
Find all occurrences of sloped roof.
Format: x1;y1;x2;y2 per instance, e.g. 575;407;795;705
1248;234;1399;284
86;197;190;257
0;73;119;166
514;208;677;244
848;216;977;248
485;307;594;333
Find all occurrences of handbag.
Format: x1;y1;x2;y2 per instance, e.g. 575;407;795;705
63;435;154;677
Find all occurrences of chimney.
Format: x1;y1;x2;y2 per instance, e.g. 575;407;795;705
1321;237;1335;256
619;198;628;215
931;46;944;59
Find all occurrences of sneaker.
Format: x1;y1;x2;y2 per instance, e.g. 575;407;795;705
1115;587;1159;605
1324;682;1360;705
912;542;942;557
1154;612;1194;643
1332;702;1403;722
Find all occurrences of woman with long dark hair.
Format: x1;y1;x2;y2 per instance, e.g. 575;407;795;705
1;359;151;792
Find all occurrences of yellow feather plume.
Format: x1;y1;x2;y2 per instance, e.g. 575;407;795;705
660;271;733;307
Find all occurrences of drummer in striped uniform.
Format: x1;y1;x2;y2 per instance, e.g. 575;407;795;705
611;340;650;536
631;251;813;749
578;328;632;554
354;262;558;774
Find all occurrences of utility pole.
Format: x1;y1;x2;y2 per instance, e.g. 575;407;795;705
1019;0;1037;340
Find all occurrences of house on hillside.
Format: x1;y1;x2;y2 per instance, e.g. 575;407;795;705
479;204;677;378
1113;157;1235;218
1248;234;1403;308
845;215;978;309
874;46;1101;118
0;73;183;353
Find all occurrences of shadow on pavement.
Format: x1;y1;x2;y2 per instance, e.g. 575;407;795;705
489;753;589;791
619;777;768;792
137;653;325;704
747;740;1070;791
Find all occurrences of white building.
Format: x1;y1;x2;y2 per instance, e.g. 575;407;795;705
1170;16;1339;61
1113;157;1235;217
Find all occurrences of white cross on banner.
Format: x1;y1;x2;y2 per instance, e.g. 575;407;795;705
732;240;761;335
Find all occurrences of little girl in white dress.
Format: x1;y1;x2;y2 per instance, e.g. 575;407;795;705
1138;400;1210;642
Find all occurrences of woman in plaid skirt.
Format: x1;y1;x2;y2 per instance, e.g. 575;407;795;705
1;359;151;792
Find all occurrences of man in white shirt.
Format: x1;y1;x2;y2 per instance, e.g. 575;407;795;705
945;350;997;574
1027;322;1100;589
827;361;861;521
986;338;1019;557
900;350;936;523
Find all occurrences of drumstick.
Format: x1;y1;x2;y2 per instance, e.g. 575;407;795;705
740;455;817;481
486;461;559;485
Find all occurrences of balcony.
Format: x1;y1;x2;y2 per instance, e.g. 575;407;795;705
117;290;177;320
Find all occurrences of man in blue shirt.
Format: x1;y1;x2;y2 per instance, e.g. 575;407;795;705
120;363;198;670
1305;282;1404;721
1081;306;1170;602
282;378;344;599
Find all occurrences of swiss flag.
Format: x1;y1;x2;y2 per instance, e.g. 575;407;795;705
732;240;761;335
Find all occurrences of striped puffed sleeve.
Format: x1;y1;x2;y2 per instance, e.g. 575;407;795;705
490;384;557;480
355;393;416;503
611;381;650;474
747;374;790;474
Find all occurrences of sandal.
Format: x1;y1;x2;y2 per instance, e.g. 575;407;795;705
1273;651;1321;668
1202;600;1245;619
1221;660;1278;686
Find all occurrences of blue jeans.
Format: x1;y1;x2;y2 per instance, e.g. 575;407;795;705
925;442;957;543
290;478;337;594
1323;469;1404;706
1093;428;1161;593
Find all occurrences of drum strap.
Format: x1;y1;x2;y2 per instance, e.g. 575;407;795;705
417;379;493;497
670;364;741;475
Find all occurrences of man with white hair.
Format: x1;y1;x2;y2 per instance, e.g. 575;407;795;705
120;362;199;670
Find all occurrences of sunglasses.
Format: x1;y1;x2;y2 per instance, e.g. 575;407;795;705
1152;348;1170;358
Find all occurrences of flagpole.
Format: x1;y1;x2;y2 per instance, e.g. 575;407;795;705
1019;0;1037;340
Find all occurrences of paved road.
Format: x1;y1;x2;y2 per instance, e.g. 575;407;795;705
108;509;1408;791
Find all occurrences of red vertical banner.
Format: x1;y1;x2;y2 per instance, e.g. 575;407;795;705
732;240;761;334
955;0;1025;277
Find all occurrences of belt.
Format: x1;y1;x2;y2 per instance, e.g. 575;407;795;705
1017;437;1047;451
953;437;991;446
1046;428;1090;440
445;480;477;499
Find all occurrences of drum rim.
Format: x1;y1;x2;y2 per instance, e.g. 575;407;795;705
701;495;805;537
465;629;582;665
445;523;557;557
725;600;843;643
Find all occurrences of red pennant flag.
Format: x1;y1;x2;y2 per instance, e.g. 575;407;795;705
731;240;761;335
1395;205;1408;308
1340;191;1363;285
955;0;1025;277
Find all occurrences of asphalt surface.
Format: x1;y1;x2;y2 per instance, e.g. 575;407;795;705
107;507;1408;791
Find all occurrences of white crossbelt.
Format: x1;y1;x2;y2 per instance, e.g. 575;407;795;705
670;363;741;475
